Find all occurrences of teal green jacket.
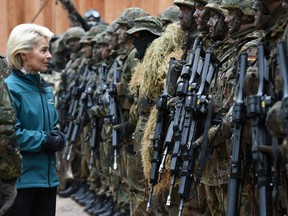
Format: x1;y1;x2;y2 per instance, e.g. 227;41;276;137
5;70;60;189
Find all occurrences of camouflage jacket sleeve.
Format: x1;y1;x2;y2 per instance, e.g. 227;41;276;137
0;77;22;180
60;0;89;30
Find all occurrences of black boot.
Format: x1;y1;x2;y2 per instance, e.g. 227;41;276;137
92;198;114;216
71;183;89;200
86;197;105;215
58;181;80;198
78;192;95;206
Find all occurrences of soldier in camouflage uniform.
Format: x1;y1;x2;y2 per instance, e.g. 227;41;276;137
65;24;109;207
254;0;288;214
59;0;105;31
110;7;151;216
192;0;260;215
140;0;210;215
158;5;180;29
123;16;164;216
129;16;185;216
57;26;85;195
0;58;22;216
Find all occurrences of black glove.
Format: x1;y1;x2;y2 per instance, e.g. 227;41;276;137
42;130;66;152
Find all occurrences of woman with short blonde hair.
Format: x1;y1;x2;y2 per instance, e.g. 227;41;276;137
5;23;65;216
6;23;53;70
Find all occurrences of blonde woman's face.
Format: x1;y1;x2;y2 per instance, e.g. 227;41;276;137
21;37;52;73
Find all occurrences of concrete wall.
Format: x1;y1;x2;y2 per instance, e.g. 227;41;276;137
0;0;174;54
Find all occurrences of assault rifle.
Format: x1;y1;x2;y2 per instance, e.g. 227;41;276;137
277;41;288;178
178;51;219;216
247;42;273;216
146;57;175;211
227;52;248;216
66;90;88;160
108;60;121;170
65;76;80;141
58;71;68;131
87;82;98;170
66;66;90;141
166;39;202;206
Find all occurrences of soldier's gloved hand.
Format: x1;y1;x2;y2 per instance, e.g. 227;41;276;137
265;101;285;138
88;105;97;118
0;179;17;216
43;130;66;152
172;59;185;74
193;136;203;148
89;105;106;118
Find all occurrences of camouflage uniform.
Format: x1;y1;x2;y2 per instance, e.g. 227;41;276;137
259;0;288;214
0;59;22;181
57;26;85;191
194;1;260;215
113;7;151;215
132;21;185;215
123;16;164;216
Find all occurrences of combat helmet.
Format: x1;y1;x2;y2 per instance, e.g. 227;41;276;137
158;6;180;24
79;23;108;44
221;0;255;16
205;0;227;16
116;7;150;28
173;0;195;8
95;31;111;45
106;20;119;34
64;27;85;45
126;16;164;36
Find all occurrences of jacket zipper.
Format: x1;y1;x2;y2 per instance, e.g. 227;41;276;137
36;74;51;187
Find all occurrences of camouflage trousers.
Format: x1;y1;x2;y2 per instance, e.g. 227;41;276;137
110;146;130;212
160;183;210;216
127;116;148;215
96;120;113;197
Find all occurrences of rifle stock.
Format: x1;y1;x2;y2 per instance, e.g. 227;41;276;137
146;57;175;211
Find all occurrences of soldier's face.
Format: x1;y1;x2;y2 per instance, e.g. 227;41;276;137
20;37;52;73
224;9;241;34
82;43;92;58
207;11;220;38
117;24;128;44
109;33;119;51
178;5;193;31
97;44;110;60
193;2;210;32
67;38;82;53
92;44;102;62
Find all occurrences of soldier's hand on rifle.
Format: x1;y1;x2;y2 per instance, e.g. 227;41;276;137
42;130;66;152
193;136;203;148
171;59;185;74
89;105;106;118
265;101;286;138
0;179;17;216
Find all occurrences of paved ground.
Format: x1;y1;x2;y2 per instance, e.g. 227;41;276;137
56;195;90;216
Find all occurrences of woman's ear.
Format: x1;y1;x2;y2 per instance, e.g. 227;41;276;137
20;53;27;61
